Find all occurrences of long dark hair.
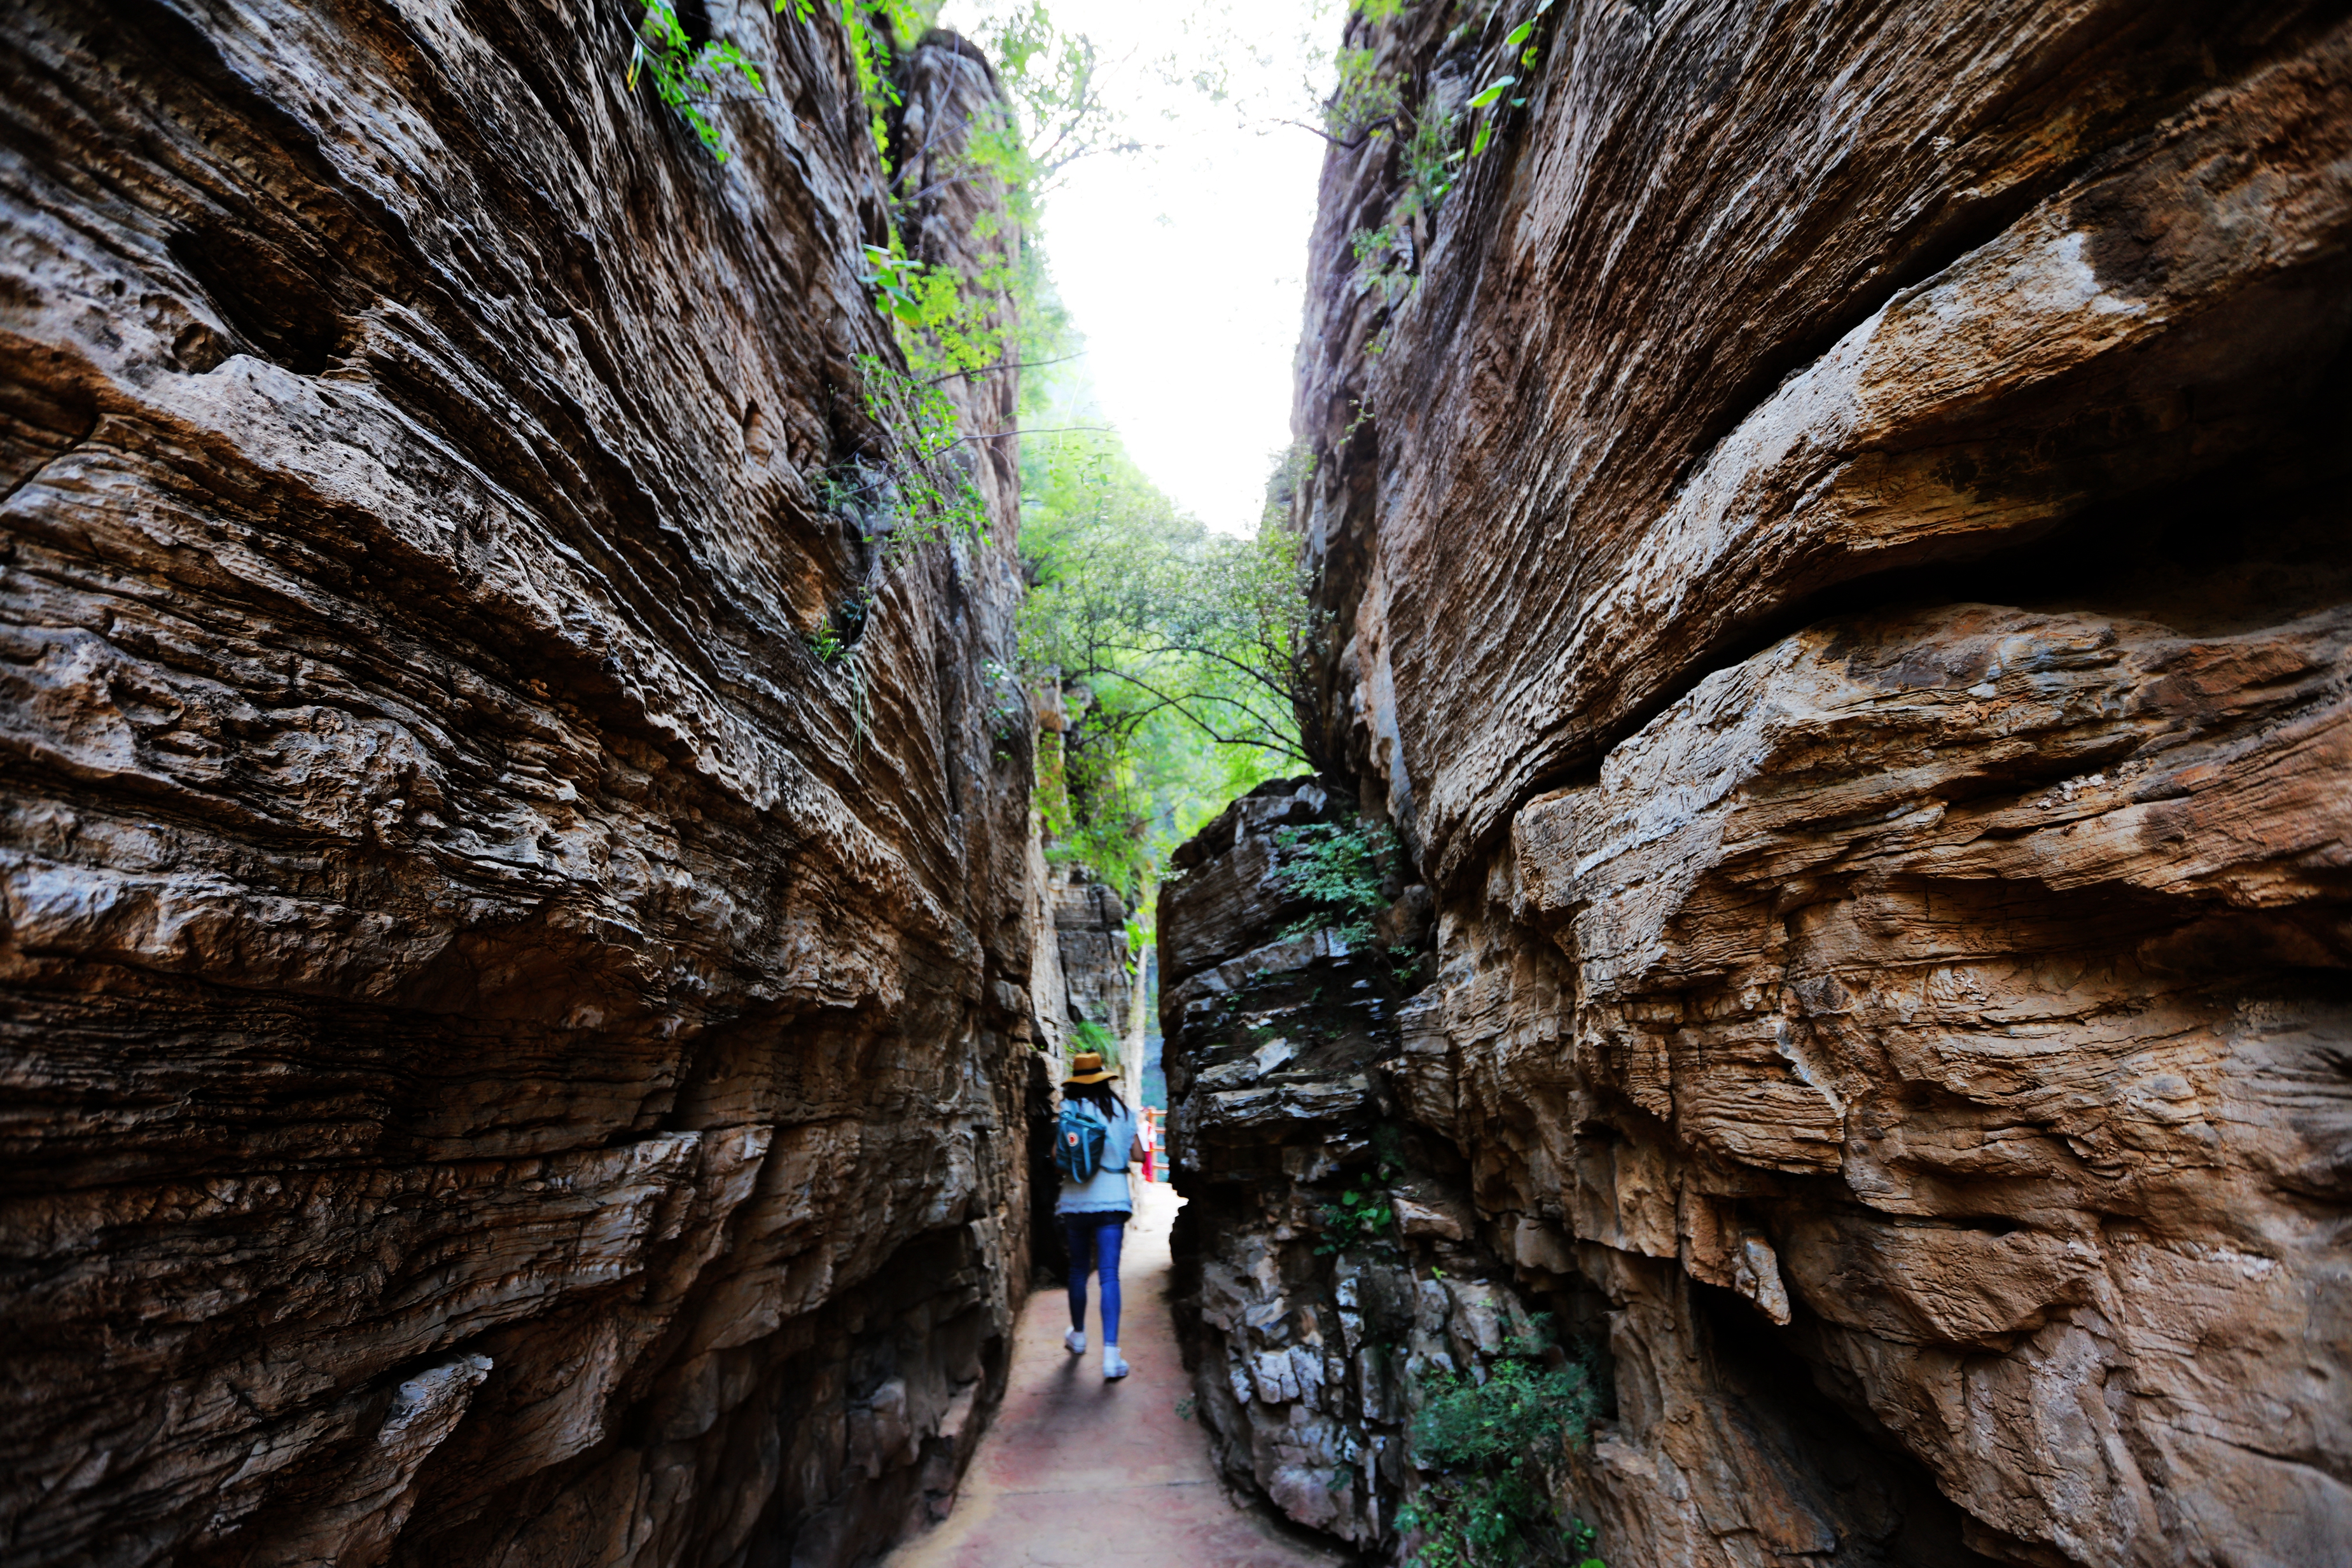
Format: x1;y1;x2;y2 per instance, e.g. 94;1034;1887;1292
1063;1079;1127;1120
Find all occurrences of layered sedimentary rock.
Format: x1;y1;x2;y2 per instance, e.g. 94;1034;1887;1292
1048;866;1133;1044
1166;1;2352;1564
1162;782;1994;1560
2;6;1043;1566
1162;779;1514;1551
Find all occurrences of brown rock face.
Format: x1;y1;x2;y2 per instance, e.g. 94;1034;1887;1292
1049;866;1134;1043
2;6;1042;1566
1160;2;2352;1565
1160;781;1561;1554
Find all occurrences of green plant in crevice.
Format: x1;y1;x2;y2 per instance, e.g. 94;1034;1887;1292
626;0;904;165
863;241;932;328
1465;0;1557;159
1349;229;1412;353
819;0;932;170
629;0;768;158
798;352;993;758
1400;95;1465;219
1316;1128;1406;1258
1317;1172;1398;1256
845;351;992;552
805;620;850;667
981;657;1029;751
1272;815;1397;945
801;354;985;669
1350;225;1416;310
1396;1328;1610;1568
1320;0;1561;346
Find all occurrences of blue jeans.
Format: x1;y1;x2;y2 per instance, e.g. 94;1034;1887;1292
1064;1212;1125;1345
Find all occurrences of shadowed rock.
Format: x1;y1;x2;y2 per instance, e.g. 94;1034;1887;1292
1;7;1046;1565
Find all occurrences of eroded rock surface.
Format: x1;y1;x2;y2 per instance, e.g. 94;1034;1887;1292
1049;865;1133;1043
1162;782;1552;1551
3;6;1042;1566
1164;3;2352;1565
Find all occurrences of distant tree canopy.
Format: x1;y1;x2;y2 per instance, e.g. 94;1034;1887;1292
1017;433;1321;903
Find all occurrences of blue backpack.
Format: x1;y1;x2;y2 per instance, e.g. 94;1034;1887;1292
1055;1100;1109;1184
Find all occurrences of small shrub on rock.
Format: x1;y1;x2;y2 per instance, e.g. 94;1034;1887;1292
1398;1339;1608;1567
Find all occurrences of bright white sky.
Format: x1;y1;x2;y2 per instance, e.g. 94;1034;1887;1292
937;0;1340;534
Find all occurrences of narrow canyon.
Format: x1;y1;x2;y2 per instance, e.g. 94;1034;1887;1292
1;3;2345;1568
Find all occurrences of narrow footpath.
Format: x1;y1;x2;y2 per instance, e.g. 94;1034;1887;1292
885;1183;1351;1568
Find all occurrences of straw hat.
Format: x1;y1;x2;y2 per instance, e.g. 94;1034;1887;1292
1064;1051;1115;1085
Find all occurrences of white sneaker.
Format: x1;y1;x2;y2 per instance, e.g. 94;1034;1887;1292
1103;1347;1129;1380
1065;1328;1086;1354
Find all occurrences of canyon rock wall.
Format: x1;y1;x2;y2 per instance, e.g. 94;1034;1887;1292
1048;867;1133;1048
1160;779;1505;1552
1166;2;2352;1565
1;6;1043;1567
1161;782;1993;1562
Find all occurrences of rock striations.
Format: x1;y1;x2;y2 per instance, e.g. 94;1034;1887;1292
3;6;1047;1567
1162;3;2352;1566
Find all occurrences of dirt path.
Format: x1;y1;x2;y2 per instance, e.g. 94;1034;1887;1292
884;1183;1351;1568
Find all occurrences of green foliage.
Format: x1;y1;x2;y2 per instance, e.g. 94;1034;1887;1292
1317;1172;1397;1256
801;352;987;719
822;0;932;163
1399;104;1465;221
1272;816;1396;944
1461;0;1557;163
980;657;1028;746
805;620;851;667
629;0;765;159
845;352;990;551
1321;0;1562;329
865;4;1125;384
627;0;943;168
1465;75;1514;110
1018;436;1317;899
1414;1360;1596;1473
1326;45;1402;142
1397;1335;1609;1568
969;4;1141;200
1071;1018;1120;1065
862;242;931;326
1350;225;1415;309
635;0;1115;403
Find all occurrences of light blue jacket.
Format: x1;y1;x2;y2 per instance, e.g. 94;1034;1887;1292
1056;1103;1138;1215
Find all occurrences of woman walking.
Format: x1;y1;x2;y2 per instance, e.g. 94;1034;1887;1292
1056;1050;1145;1380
